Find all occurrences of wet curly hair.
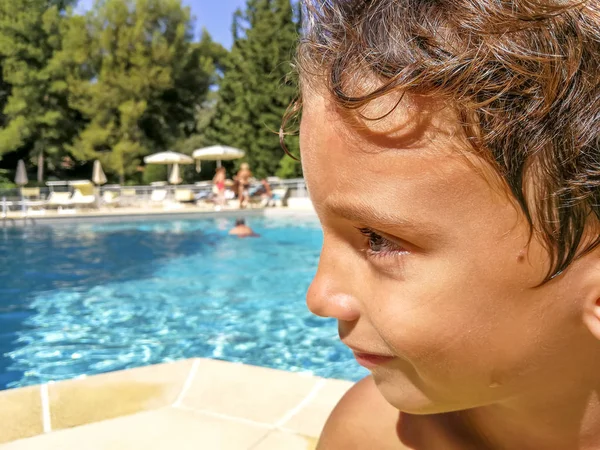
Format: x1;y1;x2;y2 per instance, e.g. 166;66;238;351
284;0;600;282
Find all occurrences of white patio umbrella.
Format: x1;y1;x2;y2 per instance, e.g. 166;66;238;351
192;145;245;172
14;160;28;186
91;160;107;208
92;160;107;186
143;151;194;165
144;151;193;184
168;163;182;185
14;160;28;214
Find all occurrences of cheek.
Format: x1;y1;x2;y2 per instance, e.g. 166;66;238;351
372;273;493;365
369;256;546;380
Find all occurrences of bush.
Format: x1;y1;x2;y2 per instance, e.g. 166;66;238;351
142;164;167;184
0;169;16;189
276;154;303;179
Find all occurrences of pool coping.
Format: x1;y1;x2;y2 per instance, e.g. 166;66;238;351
0;358;352;449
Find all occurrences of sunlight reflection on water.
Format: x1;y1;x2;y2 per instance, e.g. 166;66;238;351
0;216;367;389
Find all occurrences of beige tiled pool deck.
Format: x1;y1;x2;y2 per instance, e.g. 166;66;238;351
0;358;352;449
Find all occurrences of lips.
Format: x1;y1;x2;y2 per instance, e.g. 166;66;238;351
352;351;395;369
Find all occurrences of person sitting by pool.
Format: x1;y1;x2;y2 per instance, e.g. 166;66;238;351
249;178;273;207
228;218;259;238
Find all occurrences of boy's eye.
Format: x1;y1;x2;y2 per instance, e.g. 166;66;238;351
357;227;406;257
361;228;387;252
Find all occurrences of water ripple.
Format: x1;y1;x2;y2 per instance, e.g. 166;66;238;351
0;217;368;389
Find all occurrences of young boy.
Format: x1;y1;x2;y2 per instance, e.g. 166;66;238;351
293;1;600;448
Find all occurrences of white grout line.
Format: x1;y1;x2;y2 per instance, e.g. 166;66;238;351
246;432;272;450
174;404;273;429
40;383;52;433
173;359;201;408
274;378;326;428
172;373;327;444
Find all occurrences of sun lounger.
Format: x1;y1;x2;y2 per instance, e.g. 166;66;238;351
118;189;137;207
16;187;46;214
46;191;72;208
70;189;95;206
270;188;289;207
20;187;41;200
68;181;96;207
150;189;167;205
102;191;119;206
249;186;289;207
174;189;194;203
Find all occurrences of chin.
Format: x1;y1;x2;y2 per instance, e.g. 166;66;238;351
373;373;461;415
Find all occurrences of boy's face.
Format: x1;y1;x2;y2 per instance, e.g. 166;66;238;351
300;88;593;413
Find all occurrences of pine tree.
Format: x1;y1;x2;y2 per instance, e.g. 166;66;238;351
66;0;218;182
0;0;81;182
0;58;10;130
206;0;301;179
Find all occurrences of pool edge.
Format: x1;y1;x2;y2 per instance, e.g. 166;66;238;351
0;358;352;448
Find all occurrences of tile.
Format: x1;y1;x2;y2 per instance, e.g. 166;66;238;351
181;359;320;424
252;431;318;450
49;359;193;430
281;378;353;437
0;386;43;444
0;407;269;450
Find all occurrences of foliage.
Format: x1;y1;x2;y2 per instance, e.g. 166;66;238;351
0;0;81;181
173;90;219;156
276;149;302;179
0;168;15;189
206;0;301;179
0;58;9;129
141;164;167;185
64;0;221;182
0;0;301;184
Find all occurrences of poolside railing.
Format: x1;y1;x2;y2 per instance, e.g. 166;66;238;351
0;178;309;214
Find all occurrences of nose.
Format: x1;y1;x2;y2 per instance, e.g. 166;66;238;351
306;245;361;322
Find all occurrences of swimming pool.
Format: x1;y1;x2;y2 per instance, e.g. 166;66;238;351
0;215;368;390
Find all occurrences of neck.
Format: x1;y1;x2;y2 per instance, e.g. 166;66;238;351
460;374;600;450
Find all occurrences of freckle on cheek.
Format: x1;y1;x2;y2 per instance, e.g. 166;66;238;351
517;249;526;263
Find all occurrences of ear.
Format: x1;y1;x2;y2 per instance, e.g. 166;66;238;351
576;246;600;340
583;295;600;340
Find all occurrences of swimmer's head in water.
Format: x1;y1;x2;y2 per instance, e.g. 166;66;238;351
294;0;600;416
235;218;245;226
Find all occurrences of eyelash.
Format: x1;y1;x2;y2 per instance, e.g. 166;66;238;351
356;227;407;259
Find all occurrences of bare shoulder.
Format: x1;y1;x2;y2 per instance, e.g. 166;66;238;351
317;376;409;450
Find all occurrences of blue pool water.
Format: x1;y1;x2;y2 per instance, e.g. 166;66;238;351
0;215;367;390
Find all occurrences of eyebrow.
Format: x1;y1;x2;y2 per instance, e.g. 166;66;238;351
324;199;444;240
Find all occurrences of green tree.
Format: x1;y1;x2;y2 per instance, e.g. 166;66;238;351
174;91;218;152
0;0;81;182
206;0;301;179
0;56;10;130
65;0;219;183
160;30;226;158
